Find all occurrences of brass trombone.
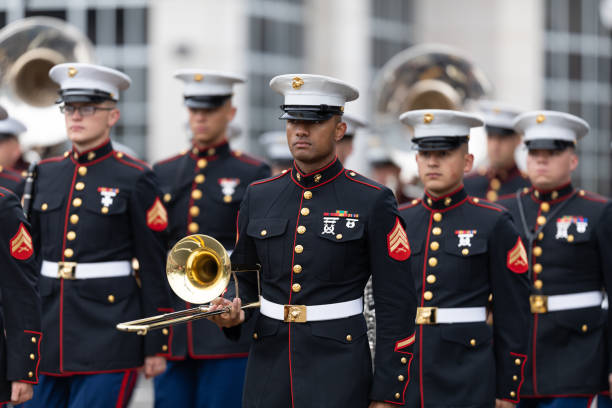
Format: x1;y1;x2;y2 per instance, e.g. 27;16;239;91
116;234;260;335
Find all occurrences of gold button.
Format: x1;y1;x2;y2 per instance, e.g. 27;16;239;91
534;280;543;290
192;189;202;200
538;232;544;241
433;213;442;222
72;197;82;207
534;190;540;198
350;171;356;176
537;216;546;225
300;207;310;216
579;190;586;196
41;203;48;211
223;195;232;203
64;248;74;258
67;231;76;241
295;245;303;254
162;328;169;335
424;291;433;301
444;197;452;206
513;375;518;381
75;182;85;191
314;174;322;183
28;371;33;378
207;148;215;156
470;339;476;346
428;257;438;267
432;227;442;235
490;178;501;190
260;229;267;236
430;241;439;251
253;332;258;339
197;159;207;168
461;248;469;256
533;263;543;274
163;193;171;202
296;173;301;181
78;166;87;176
101;207;109;214
293;265;302;274
292;283;301;293
486;190;498;202
336;234;343;240
395;393;401;400
540;202;550;212
188;222;199;233
162;345;168;351
346;334;352;342
29;353;35;360
533;246;542;256
195;174;205;184
303;191;312;199
398;375;405;382
297;225;306;234
427;198;433;206
107;294;115;303
567;234;574;242
426;274;436;284
190;206;200;217
551;191;558;200
87;152;96;160
401;357;407;364
581;324;588;332
31;337;36;343
510;391;516;398
514;358;521;366
70;214;79;224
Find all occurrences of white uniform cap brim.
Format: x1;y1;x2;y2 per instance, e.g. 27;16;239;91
343;112;368;134
270;74;359;107
513;110;589;143
49;63;131;100
174;69;246;97
399;109;483;138
476;100;522;129
0;118;27;135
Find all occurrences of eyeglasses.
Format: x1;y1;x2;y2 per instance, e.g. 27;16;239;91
59;105;114;116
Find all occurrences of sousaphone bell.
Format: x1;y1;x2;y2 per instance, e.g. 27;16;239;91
116;234;260;335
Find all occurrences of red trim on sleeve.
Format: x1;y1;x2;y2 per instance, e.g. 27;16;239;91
384;352;414;405
23;330;42;384
394;333;415;351
504;352;527;403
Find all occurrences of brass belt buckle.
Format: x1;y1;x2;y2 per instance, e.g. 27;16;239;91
529;295;548;314
284;305;307;323
416;306;438;325
58;262;77;279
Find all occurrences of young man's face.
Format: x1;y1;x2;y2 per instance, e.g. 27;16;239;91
188;100;236;146
286;116;346;167
416;144;473;197
64;101;119;149
526;148;577;190
487;132;522;170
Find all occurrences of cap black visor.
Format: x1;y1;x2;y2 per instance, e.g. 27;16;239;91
525;139;575;151
413;136;469;151
279;104;343;121
185;94;232;109
57;88;114;104
486;126;516;137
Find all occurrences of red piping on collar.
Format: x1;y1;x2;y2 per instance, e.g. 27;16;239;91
290;166;343;189
70;137;111;156
293;156;338;177
424;184;464;202
421;196;468;213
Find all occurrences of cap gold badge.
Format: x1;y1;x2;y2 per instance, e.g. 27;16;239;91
68;67;78;78
292;77;304;89
424;113;434;124
194;73;203;82
536;114;546;124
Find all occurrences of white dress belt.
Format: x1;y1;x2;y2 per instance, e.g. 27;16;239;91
416;306;487;325
260;296;363;322
547;291;603;312
41;260;132;279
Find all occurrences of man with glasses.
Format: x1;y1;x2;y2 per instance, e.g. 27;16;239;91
22;63;171;408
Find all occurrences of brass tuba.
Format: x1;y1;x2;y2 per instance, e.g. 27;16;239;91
117;235;260;336
0;17;96;159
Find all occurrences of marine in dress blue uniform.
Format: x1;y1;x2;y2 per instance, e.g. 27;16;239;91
0;186;41;406
498;111;612;408
464;101;530;202
22;63;171;408
399;109;531;408
153;70;270;408
210;74;417;408
0;110;27;196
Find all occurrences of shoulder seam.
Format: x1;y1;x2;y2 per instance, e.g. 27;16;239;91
155;153;185;166
232;152;265;166
117;152;151;170
114;156;144;171
578;190;608;203
399;200;421;210
344;170;381;190
469;197;504;212
39;156;66;165
251;171;288;186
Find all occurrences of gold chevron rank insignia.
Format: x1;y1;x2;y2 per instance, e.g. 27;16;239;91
147;197;168;231
387;217;411;261
10;223;33;260
507;237;528;273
